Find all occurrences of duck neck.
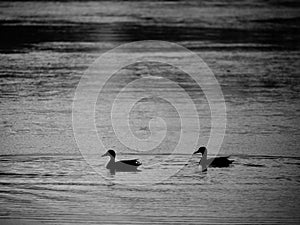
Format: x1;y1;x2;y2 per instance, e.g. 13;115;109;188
106;156;115;169
200;149;207;171
108;156;115;164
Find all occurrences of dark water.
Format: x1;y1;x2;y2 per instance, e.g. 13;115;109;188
0;0;300;224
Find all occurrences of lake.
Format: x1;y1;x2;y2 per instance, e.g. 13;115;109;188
0;0;299;224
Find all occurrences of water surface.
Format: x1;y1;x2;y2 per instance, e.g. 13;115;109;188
0;0;299;224
1;154;299;224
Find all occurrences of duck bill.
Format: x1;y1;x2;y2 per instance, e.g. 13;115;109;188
193;151;198;154
101;152;108;157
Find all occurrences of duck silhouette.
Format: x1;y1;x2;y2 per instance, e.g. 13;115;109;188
193;146;234;172
101;149;142;172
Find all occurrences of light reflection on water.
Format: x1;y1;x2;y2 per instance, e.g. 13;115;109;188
0;154;299;224
0;0;299;223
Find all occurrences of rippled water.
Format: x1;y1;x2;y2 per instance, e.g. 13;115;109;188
1;154;299;224
0;0;300;224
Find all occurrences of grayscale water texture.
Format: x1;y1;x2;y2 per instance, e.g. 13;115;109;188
0;0;299;224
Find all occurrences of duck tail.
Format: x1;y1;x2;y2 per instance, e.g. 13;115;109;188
136;160;142;166
224;155;234;164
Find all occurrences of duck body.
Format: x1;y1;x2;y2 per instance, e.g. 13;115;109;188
206;156;234;167
193;146;234;171
102;150;142;171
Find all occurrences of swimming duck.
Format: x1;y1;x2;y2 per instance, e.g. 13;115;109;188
101;149;142;171
193;146;234;172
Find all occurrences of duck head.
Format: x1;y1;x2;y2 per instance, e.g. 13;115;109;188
193;146;207;155
101;149;116;158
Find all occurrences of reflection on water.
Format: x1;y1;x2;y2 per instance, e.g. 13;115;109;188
0;154;299;224
0;0;299;224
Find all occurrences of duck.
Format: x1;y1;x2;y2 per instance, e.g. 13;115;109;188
101;149;142;172
193;146;234;172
